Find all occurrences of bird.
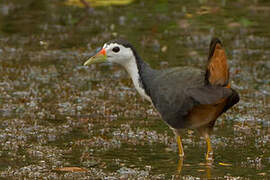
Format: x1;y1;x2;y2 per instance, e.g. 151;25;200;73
83;38;240;160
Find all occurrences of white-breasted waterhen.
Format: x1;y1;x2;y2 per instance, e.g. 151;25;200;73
83;38;239;160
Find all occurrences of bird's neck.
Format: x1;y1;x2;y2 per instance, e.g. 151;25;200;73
122;55;154;102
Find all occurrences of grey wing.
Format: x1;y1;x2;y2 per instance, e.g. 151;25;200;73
149;67;232;129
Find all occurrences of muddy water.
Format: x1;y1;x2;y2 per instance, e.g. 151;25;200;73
0;0;269;179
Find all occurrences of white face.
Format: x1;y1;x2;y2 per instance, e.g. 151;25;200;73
103;43;134;65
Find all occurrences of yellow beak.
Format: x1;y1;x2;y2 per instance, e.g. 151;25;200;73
83;48;107;66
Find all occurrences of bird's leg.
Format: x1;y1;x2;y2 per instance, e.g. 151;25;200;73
205;136;213;161
177;135;184;157
173;130;184;157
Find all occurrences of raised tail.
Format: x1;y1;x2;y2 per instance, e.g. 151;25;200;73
206;38;240;112
205;38;229;87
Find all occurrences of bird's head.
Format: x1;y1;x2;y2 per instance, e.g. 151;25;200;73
84;40;136;67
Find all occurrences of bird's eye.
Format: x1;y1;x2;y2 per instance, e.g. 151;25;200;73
112;47;120;53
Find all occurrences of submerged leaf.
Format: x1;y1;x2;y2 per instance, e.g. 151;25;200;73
53;167;88;172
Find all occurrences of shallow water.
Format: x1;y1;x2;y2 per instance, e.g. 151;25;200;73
0;0;269;179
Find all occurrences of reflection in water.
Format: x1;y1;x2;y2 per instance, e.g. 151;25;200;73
206;159;213;179
176;158;213;179
177;157;184;174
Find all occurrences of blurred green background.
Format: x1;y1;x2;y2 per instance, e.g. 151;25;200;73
0;0;269;179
